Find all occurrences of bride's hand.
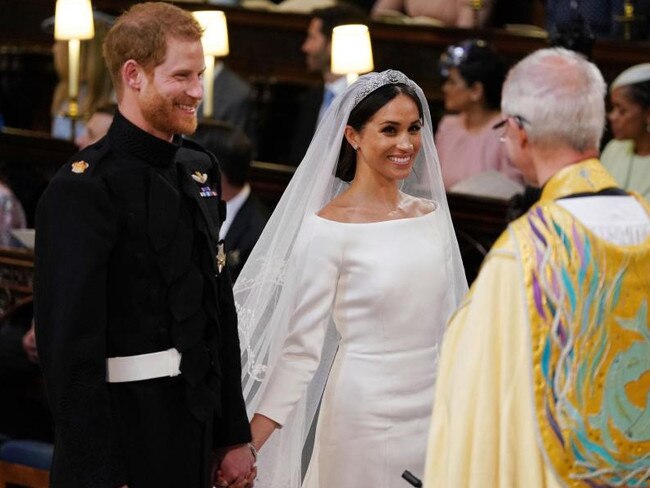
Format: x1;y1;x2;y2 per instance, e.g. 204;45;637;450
250;413;280;451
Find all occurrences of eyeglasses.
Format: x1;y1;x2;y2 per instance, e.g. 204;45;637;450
492;114;530;142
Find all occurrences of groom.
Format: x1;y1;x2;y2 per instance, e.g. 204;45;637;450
34;3;255;487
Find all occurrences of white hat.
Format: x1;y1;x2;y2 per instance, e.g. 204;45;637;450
610;63;650;91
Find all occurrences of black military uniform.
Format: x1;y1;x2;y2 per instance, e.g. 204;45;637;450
34;111;251;488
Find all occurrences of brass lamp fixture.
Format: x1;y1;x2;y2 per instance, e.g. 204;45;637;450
54;0;95;134
468;0;485;28
615;0;640;40
193;10;230;119
331;24;374;85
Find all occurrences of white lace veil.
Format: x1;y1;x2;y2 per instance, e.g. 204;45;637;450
234;70;467;487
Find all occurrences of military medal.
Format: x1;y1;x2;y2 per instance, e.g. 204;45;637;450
191;171;208;184
216;241;226;274
71;161;89;174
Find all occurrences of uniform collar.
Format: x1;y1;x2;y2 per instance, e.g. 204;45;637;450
108;110;182;167
539;159;619;203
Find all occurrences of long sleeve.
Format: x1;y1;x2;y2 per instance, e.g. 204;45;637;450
256;218;342;427
34;173;126;488
424;236;560;488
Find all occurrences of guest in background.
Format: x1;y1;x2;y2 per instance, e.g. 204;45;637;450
435;39;522;191
288;3;367;164
74;102;116;150
0;311;53;443
601;63;650;200
545;0;624;39
192;121;269;281
204;62;255;145
0;181;43;442
371;0;492;27
0;179;26;231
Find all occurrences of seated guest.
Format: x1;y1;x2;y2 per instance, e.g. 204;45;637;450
0;152;44;444
371;0;492;27
425;47;650;487
0;179;26;231
192;121;269;280
601;63;650;200
546;0;624;39
435;39;522;191
74;103;116;149
0;310;53;442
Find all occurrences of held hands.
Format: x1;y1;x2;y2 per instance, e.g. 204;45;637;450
213;414;279;487
213;444;256;488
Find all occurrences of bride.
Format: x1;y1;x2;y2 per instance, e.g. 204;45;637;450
233;70;467;487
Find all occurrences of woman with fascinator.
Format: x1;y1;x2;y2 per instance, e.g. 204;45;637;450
232;70;467;487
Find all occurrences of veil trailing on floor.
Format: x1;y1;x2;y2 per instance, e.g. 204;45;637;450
234;70;467;487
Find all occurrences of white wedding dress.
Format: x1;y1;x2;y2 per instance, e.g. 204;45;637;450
257;208;455;487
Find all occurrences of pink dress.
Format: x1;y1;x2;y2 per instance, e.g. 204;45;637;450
435;113;523;190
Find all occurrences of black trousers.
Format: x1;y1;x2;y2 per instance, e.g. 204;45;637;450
110;376;213;488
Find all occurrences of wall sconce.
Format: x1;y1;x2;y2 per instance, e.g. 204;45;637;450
614;0;640;40
331;24;374;85
193;10;230;119
468;0;485;28
54;0;95;126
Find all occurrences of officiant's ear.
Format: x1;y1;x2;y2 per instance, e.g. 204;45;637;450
344;125;359;150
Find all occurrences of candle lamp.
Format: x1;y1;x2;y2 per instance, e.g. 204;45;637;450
193;10;230;119
331;24;374;86
54;0;95;138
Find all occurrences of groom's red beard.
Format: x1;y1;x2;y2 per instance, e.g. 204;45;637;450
140;84;200;137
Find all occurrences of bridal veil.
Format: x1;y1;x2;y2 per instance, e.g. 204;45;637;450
234;70;467;487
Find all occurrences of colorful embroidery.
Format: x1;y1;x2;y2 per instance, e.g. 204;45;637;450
516;206;650;487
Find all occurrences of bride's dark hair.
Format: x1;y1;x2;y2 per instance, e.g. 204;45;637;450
336;83;423;182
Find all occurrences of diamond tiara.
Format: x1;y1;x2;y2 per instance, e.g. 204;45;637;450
353;70;417;105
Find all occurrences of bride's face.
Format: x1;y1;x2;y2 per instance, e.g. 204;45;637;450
348;93;422;182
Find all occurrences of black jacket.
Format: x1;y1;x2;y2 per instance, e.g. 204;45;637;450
224;194;269;281
34;112;251;488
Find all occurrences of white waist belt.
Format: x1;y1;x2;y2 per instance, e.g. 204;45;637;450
106;348;182;383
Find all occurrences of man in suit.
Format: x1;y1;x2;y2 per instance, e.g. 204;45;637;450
192;121;269;281
209;63;255;144
288;4;367;164
34;3;255;487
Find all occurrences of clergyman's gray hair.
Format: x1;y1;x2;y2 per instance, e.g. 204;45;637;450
501;48;606;152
